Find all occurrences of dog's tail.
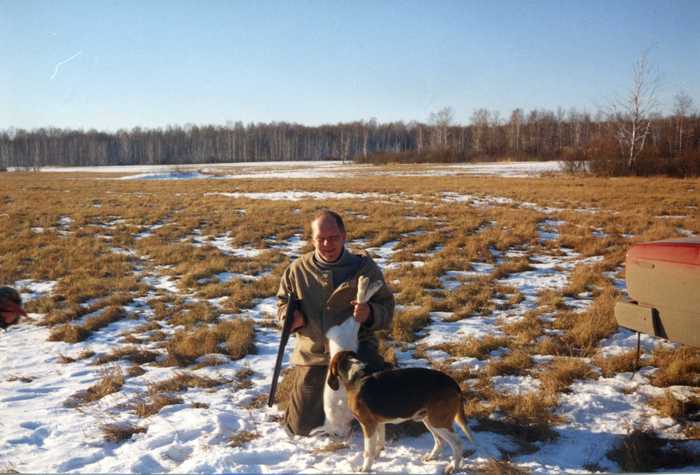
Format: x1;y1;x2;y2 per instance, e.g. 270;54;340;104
455;395;475;444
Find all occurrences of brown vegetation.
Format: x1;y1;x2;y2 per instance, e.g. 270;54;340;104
1;169;698;463
165;319;256;366
228;430;260;448
649;346;700;387
607;429;700;472
66;366;125;407
101;422;147;443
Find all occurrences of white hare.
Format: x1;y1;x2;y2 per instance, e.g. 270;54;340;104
311;276;383;438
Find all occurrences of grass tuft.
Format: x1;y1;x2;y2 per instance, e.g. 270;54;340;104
607;429;700;472
228;430;260;448
101;422;147;443
649;346;700;387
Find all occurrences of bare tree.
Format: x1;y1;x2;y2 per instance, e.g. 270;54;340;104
429;107;454;150
470;108;490;155
673;91;693;155
610;52;659;172
509;108;523;154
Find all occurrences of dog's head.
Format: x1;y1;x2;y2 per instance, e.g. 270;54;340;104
327;350;366;391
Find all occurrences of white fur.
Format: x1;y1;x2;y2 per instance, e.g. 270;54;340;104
310;277;384;439
313;317;360;438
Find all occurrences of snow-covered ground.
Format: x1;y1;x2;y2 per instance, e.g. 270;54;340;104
1;163;698;474
20;159;562;179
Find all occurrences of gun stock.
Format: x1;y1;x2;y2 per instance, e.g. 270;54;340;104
268;293;301;407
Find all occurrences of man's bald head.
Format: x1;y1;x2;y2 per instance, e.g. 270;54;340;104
311;210;345;234
311;210;347;263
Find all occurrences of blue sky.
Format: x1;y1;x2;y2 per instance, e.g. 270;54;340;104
2;0;698;131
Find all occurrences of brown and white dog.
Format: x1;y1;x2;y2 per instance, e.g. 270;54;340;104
328;350;474;474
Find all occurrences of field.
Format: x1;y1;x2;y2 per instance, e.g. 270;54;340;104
0;161;699;474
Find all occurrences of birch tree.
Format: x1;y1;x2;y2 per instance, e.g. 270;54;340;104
673;91;693;155
610;53;659;172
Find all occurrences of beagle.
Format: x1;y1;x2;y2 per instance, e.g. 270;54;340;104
328;350;474;474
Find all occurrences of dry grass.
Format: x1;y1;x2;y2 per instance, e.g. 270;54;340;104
101;422;147;443
491;390;561;428
49;305;130;343
243;394;268;410
134;392;184;418
538;357;596;395
228;430;260;448
170;301;221;328
593;350;638;377
485;350;533;377
128;366;147;377
151;372;228;392
557;287;618;356
501;311;545;346
66;366;124;407
536;289;567;311
94;346;160;365
648;391;700;420
2;171;699;455
607;429;700;472
435;335;510;360
473;414;558;456
649;346;700;387
165;318;256;366
439;277;497;320
471;458;530;475
563;264;605;296
491;258;533;280
391;305;431;342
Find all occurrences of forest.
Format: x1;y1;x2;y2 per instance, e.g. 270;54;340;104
2;104;699;176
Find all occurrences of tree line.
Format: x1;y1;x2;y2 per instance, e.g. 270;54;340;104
2;107;697;175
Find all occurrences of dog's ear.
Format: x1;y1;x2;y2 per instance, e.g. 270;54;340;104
327;370;340;391
327;354;340;391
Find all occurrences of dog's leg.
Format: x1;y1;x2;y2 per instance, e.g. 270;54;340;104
360;422;377;473
422;421;444;462
373;423;385;457
434;428;463;475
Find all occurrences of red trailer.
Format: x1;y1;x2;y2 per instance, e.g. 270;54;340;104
615;237;699;347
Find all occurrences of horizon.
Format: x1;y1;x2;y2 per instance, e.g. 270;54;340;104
2;0;699;132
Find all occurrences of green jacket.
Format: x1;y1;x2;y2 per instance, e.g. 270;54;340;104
276;250;394;366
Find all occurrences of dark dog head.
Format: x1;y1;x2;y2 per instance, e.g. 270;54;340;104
0;287;27;330
328;350;366;391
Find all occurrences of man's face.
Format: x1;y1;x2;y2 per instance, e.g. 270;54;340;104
312;217;346;262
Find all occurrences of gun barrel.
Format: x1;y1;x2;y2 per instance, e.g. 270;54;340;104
268;293;300;407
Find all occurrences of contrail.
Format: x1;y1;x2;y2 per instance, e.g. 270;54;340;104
50;51;83;80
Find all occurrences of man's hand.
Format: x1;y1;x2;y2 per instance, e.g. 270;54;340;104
351;300;370;324
290;309;305;332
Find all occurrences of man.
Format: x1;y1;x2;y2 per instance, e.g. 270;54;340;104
276;210;394;436
0;287;28;330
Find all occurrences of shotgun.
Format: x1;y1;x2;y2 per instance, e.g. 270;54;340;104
268;292;302;407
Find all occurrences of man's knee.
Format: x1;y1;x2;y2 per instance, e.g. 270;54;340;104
284;365;326;436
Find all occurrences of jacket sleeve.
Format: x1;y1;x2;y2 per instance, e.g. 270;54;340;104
365;261;395;332
276;265;294;325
